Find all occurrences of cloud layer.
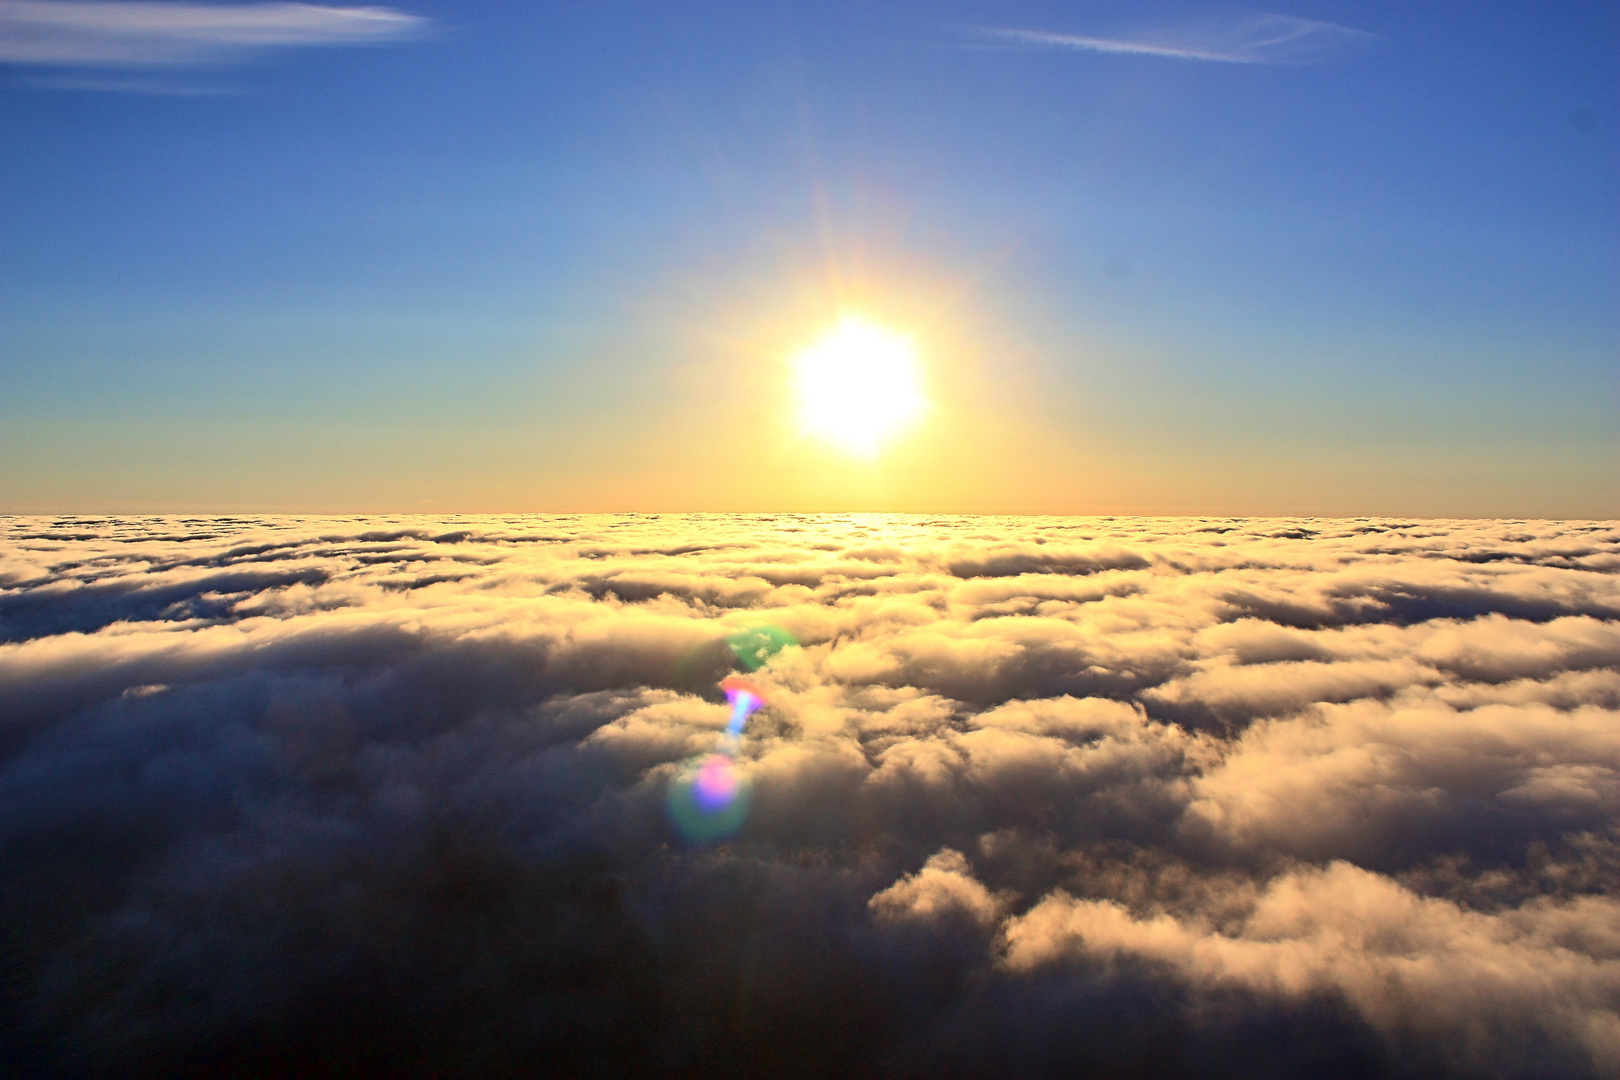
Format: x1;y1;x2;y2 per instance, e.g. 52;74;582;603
0;1;424;66
1;514;1616;1077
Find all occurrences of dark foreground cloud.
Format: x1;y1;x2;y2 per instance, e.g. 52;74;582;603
1;514;1617;1078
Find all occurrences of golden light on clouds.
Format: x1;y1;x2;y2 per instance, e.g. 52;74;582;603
791;315;927;456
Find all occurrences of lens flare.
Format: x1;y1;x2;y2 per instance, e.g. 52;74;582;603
667;755;752;843
667;677;768;843
692;753;741;810
721;675;765;735
725;624;796;671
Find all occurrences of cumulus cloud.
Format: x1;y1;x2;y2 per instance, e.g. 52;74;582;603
0;1;425;66
871;847;1007;927
974;14;1368;65
0;514;1617;1076
1003;862;1620;1076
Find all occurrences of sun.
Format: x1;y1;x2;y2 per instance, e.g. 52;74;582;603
791;315;927;455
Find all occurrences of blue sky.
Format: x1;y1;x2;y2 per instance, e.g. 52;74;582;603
1;1;1615;514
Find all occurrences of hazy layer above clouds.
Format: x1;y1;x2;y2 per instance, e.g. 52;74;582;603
2;515;1617;1077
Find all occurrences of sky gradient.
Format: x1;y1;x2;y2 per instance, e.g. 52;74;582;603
1;1;1615;515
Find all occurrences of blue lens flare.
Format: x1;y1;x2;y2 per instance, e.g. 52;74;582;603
723;679;763;735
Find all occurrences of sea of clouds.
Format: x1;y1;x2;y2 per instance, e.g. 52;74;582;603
2;514;1617;1078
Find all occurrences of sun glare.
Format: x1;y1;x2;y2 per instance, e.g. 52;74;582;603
792;316;926;455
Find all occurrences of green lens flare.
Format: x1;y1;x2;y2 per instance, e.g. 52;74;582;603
725;624;797;671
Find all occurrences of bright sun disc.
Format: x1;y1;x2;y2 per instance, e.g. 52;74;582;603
792;316;926;454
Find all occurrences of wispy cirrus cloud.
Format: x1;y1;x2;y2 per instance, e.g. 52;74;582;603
0;0;425;66
975;13;1368;65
